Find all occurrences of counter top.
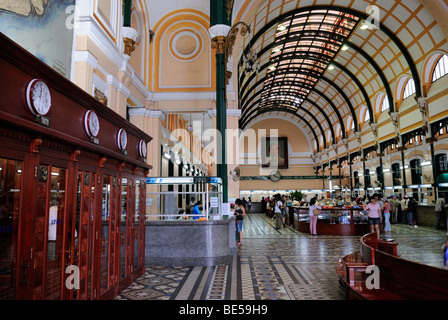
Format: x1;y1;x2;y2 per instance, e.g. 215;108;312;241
145;218;232;226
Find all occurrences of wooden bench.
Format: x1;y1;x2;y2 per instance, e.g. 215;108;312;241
337;233;448;300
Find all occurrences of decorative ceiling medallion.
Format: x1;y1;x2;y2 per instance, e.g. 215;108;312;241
169;29;203;61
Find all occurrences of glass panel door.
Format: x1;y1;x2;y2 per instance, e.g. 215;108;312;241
45;167;67;300
74;171;95;300
134;180;145;271
100;175;117;294
100;176;111;292
134;180;140;270
0;158;22;300
119;178;127;281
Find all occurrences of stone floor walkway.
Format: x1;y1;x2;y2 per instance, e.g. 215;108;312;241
115;213;447;300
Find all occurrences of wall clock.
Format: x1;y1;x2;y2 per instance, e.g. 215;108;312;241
84;110;100;138
117;128;128;151
269;170;282;182
138;140;147;158
26;79;52;116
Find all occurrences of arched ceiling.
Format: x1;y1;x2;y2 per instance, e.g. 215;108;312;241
236;1;448;152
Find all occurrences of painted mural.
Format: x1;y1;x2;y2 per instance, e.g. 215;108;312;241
0;0;76;78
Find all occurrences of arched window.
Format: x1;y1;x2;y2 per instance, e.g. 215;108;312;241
381;95;389;112
364;110;370;122
432;55;448;82
335;124;341;140
359;105;370;123
403;79;416;99
346;116;354;135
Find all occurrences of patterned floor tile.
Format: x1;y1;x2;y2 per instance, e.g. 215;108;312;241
116;213;447;300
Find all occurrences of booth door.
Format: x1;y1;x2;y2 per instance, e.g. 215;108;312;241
133;179;146;278
28;165;69;300
0;158;23;300
118;178;134;290
98;175;118;299
70;171;96;300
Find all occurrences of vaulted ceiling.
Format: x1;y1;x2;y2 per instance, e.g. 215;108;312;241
236;1;448;152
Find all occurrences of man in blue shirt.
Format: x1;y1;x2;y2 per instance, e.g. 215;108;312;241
193;201;202;220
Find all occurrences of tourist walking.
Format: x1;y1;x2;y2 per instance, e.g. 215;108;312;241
366;196;382;239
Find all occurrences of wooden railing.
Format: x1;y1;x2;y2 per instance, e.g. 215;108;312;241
337;233;448;300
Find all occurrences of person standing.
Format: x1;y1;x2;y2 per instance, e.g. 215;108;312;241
261;197;266;214
383;198;391;232
407;197;417;226
309;197;321;235
274;194;284;230
435;193;446;230
366;196;382;239
390;196;397;224
234;199;246;245
400;196;409;224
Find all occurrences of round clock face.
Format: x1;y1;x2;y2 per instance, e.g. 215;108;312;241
270;170;281;182
117;129;128;151
26;79;52;116
138;140;147;158
84;110;100;137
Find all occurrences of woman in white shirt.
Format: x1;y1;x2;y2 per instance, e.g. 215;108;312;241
308;197;321;235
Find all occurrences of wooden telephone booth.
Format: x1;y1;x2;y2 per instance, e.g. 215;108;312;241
0;34;152;300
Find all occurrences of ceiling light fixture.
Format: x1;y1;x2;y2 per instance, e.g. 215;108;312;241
360;22;369;30
277;24;286;31
341;44;349;51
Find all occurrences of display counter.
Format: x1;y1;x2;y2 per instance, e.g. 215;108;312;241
291;206;370;236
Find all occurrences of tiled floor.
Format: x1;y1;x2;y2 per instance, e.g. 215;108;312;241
115;213;447;301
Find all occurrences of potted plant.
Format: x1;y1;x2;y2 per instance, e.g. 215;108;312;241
289;190;303;202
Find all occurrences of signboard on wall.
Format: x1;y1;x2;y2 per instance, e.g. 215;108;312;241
0;0;76;78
